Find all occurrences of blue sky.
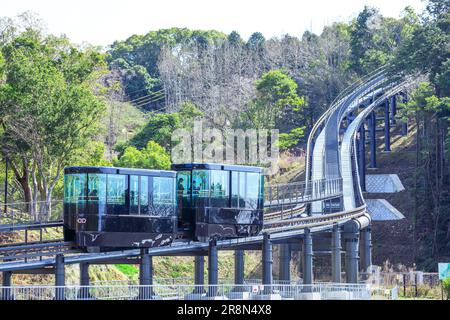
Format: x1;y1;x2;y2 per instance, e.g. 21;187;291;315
1;0;426;47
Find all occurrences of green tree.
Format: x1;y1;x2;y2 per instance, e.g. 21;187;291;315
245;70;305;130
124;102;203;152
278;127;306;151
113;141;170;170
0;30;106;216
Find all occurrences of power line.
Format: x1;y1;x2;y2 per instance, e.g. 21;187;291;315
133;95;166;109
131;93;165;107
126;89;165;104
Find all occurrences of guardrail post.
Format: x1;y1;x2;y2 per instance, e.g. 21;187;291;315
234;250;245;286
208;239;218;297
55;254;65;300
139;248;151;299
331;224;342;283
1;271;12;300
303;228;313;286
78;262;91;299
384;98;391;152
194;256;205;294
279;243;291;282
369;111;377;168
262;233;273;295
358;124;366;192
360;225;372;273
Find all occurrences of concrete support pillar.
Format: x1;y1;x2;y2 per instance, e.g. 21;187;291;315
358;124;366;192
302;228;313;285
384;98;391;152
360;226;373;273
1;271;12;300
369;111;377;168
234;250;244;285
279;244;291;282
262;233;273;295
344;229;360;284
78;262;90;299
55;254;65;300
194;256;205;294
331;224;342;283
208;239;218;296
139;248;153;299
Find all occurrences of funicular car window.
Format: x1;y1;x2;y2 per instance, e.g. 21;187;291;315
153;177;175;216
231;171;239;207
192;170;209;207
64;174;86;204
210;170;229;207
130;175;139;215
64;173;87;216
107;174;127;215
246;172;260;209
87;174;106;215
140;176;149;215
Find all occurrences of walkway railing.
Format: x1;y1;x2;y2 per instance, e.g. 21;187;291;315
0;283;388;300
0;200;63;227
264;178;342;208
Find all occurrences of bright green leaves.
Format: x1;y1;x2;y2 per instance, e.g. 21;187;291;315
113;141;171;170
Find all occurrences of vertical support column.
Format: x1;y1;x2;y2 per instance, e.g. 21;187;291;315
208;239;218;297
262;233;273;295
234;250;244;285
358;124;366;191
402;94;408;136
360;225;372;273
331;224;342;283
391;95;396;124
78;262;90;299
384;98;391;152
194;256;205;294
139;248;152;299
3;155;8;215
369;111;377;168
343;222;360;284
279;244;291;282
303;228;313;286
1;271;12;300
55;254;65;300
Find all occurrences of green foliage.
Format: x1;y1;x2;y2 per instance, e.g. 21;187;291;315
349;6;419;75
0;28;107;205
127;113;181;151
124;102;203;152
115;264;139;277
278;127;306;151
113;141;171;170
108;28;227;110
444;278;450;298
244;70;305;130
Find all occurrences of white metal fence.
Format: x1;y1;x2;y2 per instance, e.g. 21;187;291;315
0;283;397;300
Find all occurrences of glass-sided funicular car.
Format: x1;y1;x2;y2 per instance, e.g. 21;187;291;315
171;163;264;242
63;166;176;250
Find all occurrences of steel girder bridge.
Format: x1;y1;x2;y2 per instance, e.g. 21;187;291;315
0;67;411;299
